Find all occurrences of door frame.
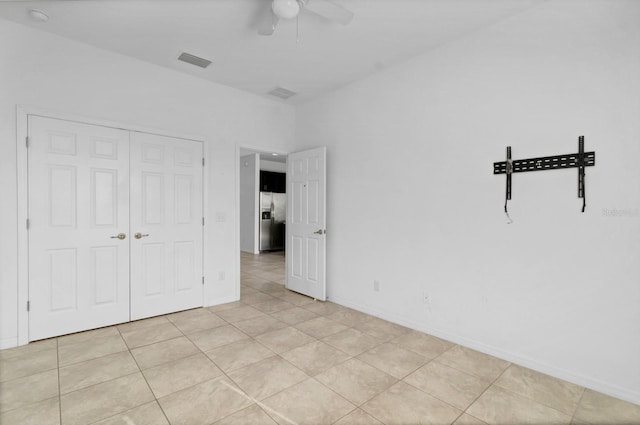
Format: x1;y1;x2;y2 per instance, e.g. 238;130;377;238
16;105;207;345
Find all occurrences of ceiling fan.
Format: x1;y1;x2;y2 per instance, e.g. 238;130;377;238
258;0;354;36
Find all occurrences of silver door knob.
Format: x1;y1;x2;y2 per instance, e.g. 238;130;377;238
313;229;325;235
110;233;126;240
134;232;149;239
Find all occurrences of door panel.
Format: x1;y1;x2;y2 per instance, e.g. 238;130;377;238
28;116;130;341
130;132;203;320
286;147;327;301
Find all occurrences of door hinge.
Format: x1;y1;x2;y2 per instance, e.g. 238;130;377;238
202;276;205;285
26;218;30;230
25;136;30;148
27;301;30;311
202;217;205;226
202;158;205;167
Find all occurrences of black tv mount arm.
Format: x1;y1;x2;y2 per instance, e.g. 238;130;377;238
493;136;595;215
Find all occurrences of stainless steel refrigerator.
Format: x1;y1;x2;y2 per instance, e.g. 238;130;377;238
260;192;286;252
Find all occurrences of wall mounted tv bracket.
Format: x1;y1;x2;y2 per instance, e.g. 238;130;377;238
493;136;595;219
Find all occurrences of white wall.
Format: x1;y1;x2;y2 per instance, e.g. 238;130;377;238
295;0;640;404
260;159;287;173
240;154;259;253
0;19;295;348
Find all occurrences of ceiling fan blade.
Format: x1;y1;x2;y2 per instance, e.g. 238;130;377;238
257;8;280;36
302;0;354;25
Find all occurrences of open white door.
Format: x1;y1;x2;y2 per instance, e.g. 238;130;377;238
286;147;327;300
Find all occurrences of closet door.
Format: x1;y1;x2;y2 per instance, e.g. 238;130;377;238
28;116;131;341
129;132;204;320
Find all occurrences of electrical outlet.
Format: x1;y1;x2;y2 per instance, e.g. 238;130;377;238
373;280;380;292
215;212;226;222
423;292;430;304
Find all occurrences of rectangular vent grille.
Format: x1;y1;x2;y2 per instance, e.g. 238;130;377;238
268;87;297;99
178;52;212;69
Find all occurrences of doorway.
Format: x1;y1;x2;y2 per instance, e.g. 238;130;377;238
238;149;287;298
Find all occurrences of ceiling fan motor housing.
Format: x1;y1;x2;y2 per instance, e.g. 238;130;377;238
272;0;300;20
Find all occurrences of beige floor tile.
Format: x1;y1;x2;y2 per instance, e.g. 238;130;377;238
404;361;490;410
92;401;169;425
214;404;278;425
295;316;349;339
0;397;59;425
0;347;57;382
158;377;253;425
0;369;59;413
494;365;584;416
131;336;199;370
167;308;227;335
188;325;249;351
353;316;410;341
205;339;276;372
436;345;511;381
280;340;351;376
217;305;268;323
208;301;243;313
60;372;154;425
143;352;222;398
390;330;455;360
240;292;279;305
453;413;488;425
573;389;640;425
119;321;182;349
262;378;355;425
467;385;572;425
228;356;308;400
59;350;139;394
0;339;57;360
303;301;345;316
255;326;316;354
357;342;427;379
322;328;382;356
233;316;288;337
326;309;372;327
252;299;296;314
362;381;462;425
315;358;397;405
58;333;128;367
333;408;383;425
270;291;315;306
116;315;169;333
57;326;120;347
269;307;319;325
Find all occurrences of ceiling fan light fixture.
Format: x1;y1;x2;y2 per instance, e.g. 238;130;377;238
272;0;300;20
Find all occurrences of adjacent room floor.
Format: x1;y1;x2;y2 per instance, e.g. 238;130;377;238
1;251;639;424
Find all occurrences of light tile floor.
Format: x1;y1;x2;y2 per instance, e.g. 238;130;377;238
1;251;639;424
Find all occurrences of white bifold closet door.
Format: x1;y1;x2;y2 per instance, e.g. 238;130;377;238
129;131;203;320
28;116;203;341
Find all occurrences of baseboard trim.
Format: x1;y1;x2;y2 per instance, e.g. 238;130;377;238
0;337;18;350
328;294;640;406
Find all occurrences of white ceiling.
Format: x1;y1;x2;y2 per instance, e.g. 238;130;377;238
0;0;545;104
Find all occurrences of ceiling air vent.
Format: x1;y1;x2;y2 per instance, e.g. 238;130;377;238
177;52;212;69
268;87;297;100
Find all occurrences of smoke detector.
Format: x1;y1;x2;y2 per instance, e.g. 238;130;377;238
28;9;49;22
